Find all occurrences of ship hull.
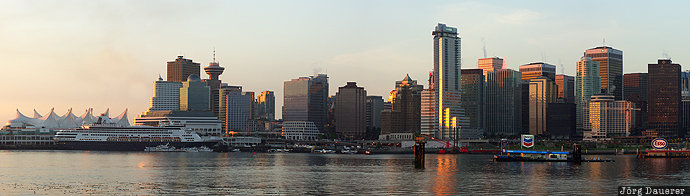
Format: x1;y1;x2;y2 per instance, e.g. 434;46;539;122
55;141;220;151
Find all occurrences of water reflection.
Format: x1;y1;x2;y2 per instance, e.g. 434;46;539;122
2;151;690;195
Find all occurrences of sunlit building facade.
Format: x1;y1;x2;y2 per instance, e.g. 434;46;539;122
585;46;623;99
586;95;636;140
380;75;422;140
148;77;182;112
167;56;201;83
420;23;470;140
556;74;575;103
528;77;557;136
179;74;210;112
519;62;556;81
478;57;503;76
576;56;601;139
256;91;275;121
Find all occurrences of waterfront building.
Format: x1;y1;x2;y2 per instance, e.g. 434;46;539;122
202;53;225;116
586;95;636;140
365;95;384;139
576;56;601;139
460;69;486;132
546;103;576;139
648;59;682;137
180;74;210;112
419;23;470;140
282;121;320;140
283;74;329;132
380;75;422;141
135;110;222;136
147;77;183;112
519;62;557;81
335;82;367;140
478;57;503;76
218;85;254;133
485;69;523;136
584;46;623;99
167;56;200;83
5;108;129;130
623;73;649;132
528;77;558;136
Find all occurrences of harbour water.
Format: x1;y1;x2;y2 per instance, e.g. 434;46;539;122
1;150;690;195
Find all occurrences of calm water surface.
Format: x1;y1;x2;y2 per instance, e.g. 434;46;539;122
1;150;689;195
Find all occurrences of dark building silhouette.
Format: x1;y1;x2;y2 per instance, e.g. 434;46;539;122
648;59;682;137
365;96;384;140
167;56;201;82
461;69;486;132
380;75;422;140
335;82;367;139
547;103;576;139
623;73;648;133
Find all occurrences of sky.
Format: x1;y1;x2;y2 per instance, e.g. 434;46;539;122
1;0;690;122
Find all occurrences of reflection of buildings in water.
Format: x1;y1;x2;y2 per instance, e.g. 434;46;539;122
524;163;548;195
431;155;457;195
586;162;604;194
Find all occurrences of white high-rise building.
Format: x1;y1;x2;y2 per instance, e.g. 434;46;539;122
420;23;469;140
148;76;182;112
586;95;636;140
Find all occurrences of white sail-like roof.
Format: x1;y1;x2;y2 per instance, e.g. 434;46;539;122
78;108;97;125
113;108;130;127
33;109;43;119
38;108;62;129
59;108;79;128
9;109;32;124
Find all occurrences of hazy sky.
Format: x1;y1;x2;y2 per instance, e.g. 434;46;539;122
1;0;689;122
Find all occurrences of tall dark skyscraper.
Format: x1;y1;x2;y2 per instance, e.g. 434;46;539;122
283;74;329;132
648;59;682;137
365;96;384;139
623;73;648;131
335;82;367;140
585;46;623;99
167;56;201;83
460;69;485;132
556;74;575;103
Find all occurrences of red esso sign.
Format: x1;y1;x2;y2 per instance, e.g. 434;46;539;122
651;138;668;149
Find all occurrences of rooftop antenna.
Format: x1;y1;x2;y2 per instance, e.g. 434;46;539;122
213;47;216;63
482;38;487;58
558;59;564;75
602;38;606;46
662;50;670;60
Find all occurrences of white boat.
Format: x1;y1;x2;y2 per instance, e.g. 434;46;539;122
313;149;335;154
144;143;184;152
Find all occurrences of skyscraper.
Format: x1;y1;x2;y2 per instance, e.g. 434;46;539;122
556;74;575;103
256;91;275;121
585;46;623;99
528;77;557;136
365;95;384;139
179;74;210;112
460;69;486;132
167;56;201;83
576;57;601;139
485;69;523;136
219;85;254;133
380;75;422;140
420;23;469;139
519;62;557;81
478;57;503;76
335;82;367;140
623;73;648;131
203;52;225;116
648;59;682;137
147;76;182;112
283;74;329;132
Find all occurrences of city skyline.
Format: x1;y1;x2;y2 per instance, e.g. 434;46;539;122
3;1;690;122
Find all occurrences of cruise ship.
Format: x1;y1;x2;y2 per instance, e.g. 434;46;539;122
54;116;221;151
